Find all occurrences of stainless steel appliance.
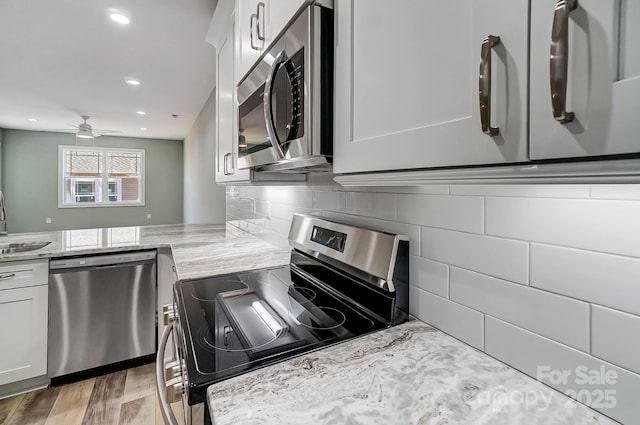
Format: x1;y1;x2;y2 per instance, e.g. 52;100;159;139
48;250;157;379
236;2;333;173
157;214;409;425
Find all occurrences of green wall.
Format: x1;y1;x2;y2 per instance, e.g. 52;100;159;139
1;129;183;233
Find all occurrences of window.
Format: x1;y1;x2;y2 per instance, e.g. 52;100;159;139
59;146;145;207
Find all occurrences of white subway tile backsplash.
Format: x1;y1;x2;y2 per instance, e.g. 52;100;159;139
421;227;528;284
229;183;640;425
321;211;421;256
345;192;397;220
592;306;640;375
410;287;484;350
268;203;295;221
262;187;313;208
397;194;484;233
531;244;640;315
263;216;292;236
485;316;640;425
486;197;640;257
410;256;449;298
254;201;270;217
590;184;640;200
450;268;589;351
312;190;345;212
450;184;590;198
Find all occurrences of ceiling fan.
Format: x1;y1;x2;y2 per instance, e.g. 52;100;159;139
48;115;122;141
69;115;122;139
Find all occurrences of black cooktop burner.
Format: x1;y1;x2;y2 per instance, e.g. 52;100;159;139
174;262;391;405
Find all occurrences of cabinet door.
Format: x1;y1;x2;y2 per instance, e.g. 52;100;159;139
530;0;640;159
334;0;529;174
267;0;306;42
236;0;267;82
0;285;47;385
217;16;250;183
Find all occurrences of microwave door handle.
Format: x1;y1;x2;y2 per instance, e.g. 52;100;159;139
263;49;288;160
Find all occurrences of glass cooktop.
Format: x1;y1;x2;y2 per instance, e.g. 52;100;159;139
174;263;390;404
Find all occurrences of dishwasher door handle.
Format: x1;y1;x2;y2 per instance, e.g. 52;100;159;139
156;323;180;425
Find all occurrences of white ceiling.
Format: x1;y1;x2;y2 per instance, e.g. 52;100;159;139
0;0;217;141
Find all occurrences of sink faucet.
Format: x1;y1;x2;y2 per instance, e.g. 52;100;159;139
0;190;7;235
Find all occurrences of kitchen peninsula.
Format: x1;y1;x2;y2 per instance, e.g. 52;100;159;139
0;223;291;279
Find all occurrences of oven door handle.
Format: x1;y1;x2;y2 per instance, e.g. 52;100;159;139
156;323;180;425
263;49;288;160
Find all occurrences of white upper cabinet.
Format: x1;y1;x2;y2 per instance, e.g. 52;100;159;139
268;0;307;41
235;0;306;83
211;0;250;183
236;0;267;82
217;18;250;183
334;0;529;174
530;0;640;160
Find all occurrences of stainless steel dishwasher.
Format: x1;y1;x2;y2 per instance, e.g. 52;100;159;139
48;250;157;379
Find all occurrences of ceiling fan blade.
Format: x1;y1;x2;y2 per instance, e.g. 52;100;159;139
94;129;123;134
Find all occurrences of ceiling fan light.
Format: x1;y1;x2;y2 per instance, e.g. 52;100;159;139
110;13;130;24
76;124;94;139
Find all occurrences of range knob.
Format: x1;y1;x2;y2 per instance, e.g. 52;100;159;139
165;376;186;403
164;359;185;380
163;304;177;325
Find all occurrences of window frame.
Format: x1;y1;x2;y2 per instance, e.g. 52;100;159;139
58;145;145;208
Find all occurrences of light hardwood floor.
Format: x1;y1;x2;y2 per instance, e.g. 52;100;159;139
0;363;166;425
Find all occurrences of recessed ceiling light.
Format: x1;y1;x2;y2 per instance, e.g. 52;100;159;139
125;79;141;86
136;111;146;115
110;13;130;24
140;127;148;131
27;118;38;122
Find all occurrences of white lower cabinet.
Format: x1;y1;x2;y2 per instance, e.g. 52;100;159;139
0;260;48;387
334;0;529;174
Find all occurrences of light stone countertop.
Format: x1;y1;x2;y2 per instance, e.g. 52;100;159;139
0;223;291;280
207;320;617;425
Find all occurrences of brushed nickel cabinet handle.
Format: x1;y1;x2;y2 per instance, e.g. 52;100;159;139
250;13;260;50
256;2;266;42
0;273;16;280
223;153;229;175
550;0;577;123
479;35;501;136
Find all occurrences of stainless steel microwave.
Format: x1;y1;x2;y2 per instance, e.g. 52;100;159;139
236;2;333;173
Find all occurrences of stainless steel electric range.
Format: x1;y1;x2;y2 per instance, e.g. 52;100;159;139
156;214;409;425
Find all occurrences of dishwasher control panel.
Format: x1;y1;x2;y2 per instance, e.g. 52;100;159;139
49;250;157;269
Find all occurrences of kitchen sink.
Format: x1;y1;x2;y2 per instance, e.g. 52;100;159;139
0;241;52;254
